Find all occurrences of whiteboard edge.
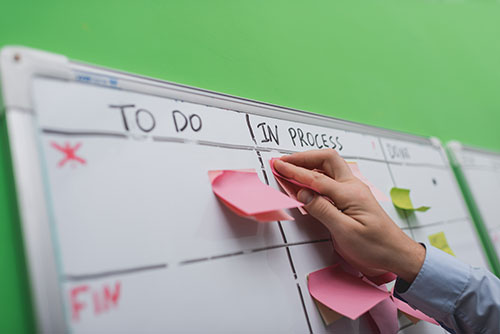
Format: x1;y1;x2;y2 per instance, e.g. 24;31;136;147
0;46;72;110
0;46;69;333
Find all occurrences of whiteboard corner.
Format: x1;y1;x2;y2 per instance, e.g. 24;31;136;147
446;140;463;166
429;136;442;148
0;46;71;110
447;140;463;153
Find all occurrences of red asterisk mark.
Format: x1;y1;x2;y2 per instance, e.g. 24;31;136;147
51;142;86;167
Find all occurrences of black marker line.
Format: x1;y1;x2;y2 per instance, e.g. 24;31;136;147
296;283;313;334
42;128;128;139
285;246;298;279
41;126;446;170
196;140;255;151
245;113;256;141
178;240;332;266
250;243;290;253
245;114;288;246
64;263;167;282
179;257;210;265
258;153;270;184
248;148;446;169
152;135;187;144
251;238;331;254
209;251;245;260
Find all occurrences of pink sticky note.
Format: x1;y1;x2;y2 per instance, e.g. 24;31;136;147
269;158;313;215
368;296;399;334
347;162;390;202
273;173;309;215
270;158;319;192
308;264;391;320
391;296;439;325
209;169;303;222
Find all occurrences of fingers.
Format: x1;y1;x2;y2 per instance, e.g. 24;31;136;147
280;149;352;181
297;189;358;234
274;159;342;200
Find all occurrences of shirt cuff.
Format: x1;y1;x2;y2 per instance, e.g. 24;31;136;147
394;243;471;320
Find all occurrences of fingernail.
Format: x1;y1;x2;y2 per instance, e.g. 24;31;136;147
298;189;314;204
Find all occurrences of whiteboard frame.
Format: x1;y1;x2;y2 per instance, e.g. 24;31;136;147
446;141;500;275
0;45;469;332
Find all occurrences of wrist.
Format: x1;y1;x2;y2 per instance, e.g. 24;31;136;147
393;241;426;283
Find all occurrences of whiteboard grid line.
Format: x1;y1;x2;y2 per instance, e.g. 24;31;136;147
408;217;471;231
244;112;314;332
40;127;448;169
296;283;313;334
64;263;168;282
177;239;331;267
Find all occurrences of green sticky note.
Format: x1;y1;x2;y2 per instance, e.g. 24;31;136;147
428;231;455;256
390;187;430;212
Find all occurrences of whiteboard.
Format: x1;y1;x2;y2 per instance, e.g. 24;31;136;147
0;46;488;334
447;141;500;274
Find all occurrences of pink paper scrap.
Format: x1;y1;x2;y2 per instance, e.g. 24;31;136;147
368;296;399;334
209;169;303;222
308;264;391;320
270;158;319;192
391;295;439;325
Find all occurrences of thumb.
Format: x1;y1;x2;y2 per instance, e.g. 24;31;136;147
297;189;346;232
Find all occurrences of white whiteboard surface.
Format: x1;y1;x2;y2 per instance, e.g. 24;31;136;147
447;142;500;259
0;47;488;333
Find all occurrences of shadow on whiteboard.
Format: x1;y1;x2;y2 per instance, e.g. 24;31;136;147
195;199;260;240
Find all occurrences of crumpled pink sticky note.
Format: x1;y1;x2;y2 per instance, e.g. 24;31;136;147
347;162;390;202
269;159;308;215
368;295;399;334
269;158;320;190
308;264;391;320
209;169;303;222
392;295;439;325
309;259;438;328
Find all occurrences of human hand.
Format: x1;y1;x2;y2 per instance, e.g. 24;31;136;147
273;149;425;283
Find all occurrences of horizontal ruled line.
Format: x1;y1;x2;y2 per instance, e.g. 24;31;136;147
42;128;128;139
461;164;500;172
152;135;187;144
251;238;332;254
178;238;332;266
409;216;470;230
64;263;167;282
40;127;447;169
196;140;255;151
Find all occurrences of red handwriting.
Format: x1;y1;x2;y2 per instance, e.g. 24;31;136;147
70;285;89;321
69;281;121;322
51;142;86;167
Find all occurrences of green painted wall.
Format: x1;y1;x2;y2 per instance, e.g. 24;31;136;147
1;0;500;332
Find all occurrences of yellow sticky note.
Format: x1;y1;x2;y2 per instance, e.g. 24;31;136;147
428;232;455;256
390;187;430;212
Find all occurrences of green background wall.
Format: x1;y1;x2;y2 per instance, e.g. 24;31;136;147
1;0;500;332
